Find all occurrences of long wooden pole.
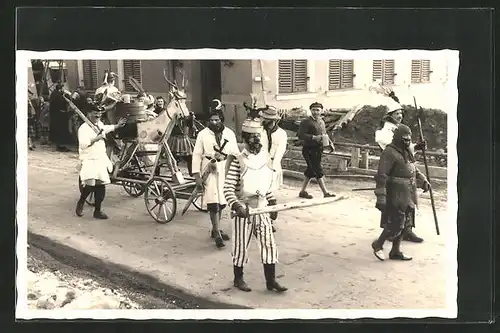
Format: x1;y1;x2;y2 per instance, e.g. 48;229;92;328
413;97;440;235
230;195;348;218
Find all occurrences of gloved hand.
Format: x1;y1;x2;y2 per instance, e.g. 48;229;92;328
375;198;386;212
414;140;427;151
232;202;249;218
422;180;431;193
268;199;278;220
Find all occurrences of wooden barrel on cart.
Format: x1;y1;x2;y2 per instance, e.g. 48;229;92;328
114;101;148;140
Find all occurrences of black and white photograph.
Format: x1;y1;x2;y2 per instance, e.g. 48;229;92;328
16;49;458;320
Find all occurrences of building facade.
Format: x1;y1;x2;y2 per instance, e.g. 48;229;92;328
38;57;450;139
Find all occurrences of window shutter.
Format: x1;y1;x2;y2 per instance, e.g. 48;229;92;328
372;60;383;82
293;60;307;92
383;60;395;85
329;60;354;90
278;60;293;94
328;60;341;90
373;59;394;85
411;60;431;83
123;60;142;92
421;60;431;82
278;60;308;93
411;60;422;83
82;60;98;90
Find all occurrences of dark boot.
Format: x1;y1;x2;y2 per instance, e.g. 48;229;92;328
389;235;412;261
93;185;108;220
264;264;288;292
299;191;313;199
233;266;251;292
76;185;93;217
403;227;424;243
211;229;230;241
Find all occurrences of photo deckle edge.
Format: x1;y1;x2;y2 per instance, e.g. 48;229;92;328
15;49;459;320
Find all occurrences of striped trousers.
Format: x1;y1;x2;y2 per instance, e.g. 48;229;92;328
231;213;278;267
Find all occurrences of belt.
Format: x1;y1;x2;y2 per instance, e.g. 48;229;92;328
388;176;416;185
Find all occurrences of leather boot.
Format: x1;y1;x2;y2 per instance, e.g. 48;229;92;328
263;264;288;292
403;227;424;243
389;235;412;261
233;266;251;292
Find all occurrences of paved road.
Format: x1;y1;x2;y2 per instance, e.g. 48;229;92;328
26;148;455;310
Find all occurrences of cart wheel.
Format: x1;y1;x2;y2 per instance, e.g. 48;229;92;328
122;181;146;197
192;192;207;212
78;177;95;207
144;177;177;224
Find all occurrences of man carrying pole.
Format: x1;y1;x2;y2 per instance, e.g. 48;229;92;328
223;117;287;293
371;124;431;261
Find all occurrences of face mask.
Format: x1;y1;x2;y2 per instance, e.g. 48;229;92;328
245;134;262;155
401;135;411;148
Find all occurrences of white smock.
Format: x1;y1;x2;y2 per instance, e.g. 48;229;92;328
78;121;116;185
192;126;240;207
261;127;288;191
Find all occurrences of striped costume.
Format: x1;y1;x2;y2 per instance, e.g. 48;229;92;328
223;150;278;267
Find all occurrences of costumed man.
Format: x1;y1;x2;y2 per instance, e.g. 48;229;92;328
259;105;288;233
167;103;196;176
297;102;336;199
192;104;239;248
223;118;287;293
371;124;431;261
49;83;72;152
94;71;122;158
374;100;427;243
75;105;126;219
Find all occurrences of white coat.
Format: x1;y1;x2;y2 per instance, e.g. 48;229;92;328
261;126;288;191
192;126;240;207
375;121;416;153
78;121;116;185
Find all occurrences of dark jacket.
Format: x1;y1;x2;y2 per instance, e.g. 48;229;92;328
297;116;324;149
374;144;427;210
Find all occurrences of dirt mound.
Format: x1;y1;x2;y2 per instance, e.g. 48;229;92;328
333;105;448;150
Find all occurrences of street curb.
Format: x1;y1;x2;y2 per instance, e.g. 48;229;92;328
27;231;250;310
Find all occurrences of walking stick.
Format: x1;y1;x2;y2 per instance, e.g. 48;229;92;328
413;97;440;235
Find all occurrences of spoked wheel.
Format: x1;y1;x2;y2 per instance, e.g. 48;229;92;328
144;177;177;224
122;181;146;197
192;192;207;212
78;177;95;207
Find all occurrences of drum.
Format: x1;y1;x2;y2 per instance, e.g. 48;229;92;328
115;101;148;123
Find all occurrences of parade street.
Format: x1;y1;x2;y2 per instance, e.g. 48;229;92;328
27;147;452;310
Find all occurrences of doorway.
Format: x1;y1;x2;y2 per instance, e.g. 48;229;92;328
199;60;222;120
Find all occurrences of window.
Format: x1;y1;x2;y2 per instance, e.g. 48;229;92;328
82;60;98;90
372;60;395;85
123;60;142;92
411;60;431;83
328;59;354;90
278;60;308;93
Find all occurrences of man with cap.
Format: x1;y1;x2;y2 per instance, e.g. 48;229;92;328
192;102;240;248
371;124;431;261
259;105;288;233
223;117;287;293
296;102;336;199
374;101;427;243
75;105;127;219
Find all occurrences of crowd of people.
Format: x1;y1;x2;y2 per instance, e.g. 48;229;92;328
27;82;172;152
30;72;433;294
